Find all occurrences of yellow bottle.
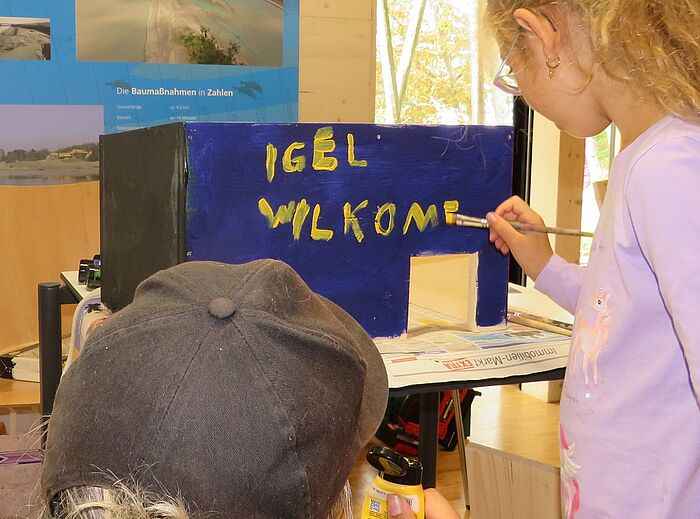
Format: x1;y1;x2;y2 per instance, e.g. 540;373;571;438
361;446;425;519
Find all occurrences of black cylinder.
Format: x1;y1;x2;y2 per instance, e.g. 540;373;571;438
38;282;63;419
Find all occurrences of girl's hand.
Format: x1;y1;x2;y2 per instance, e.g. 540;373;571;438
486;196;554;280
387;489;461;519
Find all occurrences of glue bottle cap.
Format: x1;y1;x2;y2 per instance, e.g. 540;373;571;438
366;446;423;486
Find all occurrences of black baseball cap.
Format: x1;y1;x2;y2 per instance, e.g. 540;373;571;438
42;259;388;517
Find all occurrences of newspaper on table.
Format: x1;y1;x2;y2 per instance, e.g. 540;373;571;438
375;305;570;389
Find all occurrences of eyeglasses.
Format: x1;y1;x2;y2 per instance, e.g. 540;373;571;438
493;10;559;96
493;40;521;96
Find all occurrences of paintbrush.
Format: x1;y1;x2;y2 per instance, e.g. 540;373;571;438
445;213;593;238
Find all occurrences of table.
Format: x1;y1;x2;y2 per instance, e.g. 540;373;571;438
0;379;40;408
0;378;41;437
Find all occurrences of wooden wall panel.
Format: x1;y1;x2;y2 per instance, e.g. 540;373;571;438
299;0;376;123
554;132;585;263
0;182;100;354
530;114;585;269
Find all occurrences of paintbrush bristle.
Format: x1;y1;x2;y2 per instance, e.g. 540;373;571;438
445;213;456;225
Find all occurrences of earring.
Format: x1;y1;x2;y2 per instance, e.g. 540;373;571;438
545;56;561;78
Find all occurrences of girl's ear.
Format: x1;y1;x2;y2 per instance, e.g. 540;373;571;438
513;8;537;32
513;7;560;61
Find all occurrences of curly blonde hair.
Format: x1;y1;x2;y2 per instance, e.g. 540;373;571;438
484;0;700;121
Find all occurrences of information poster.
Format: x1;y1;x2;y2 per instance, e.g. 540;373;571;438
0;0;299;185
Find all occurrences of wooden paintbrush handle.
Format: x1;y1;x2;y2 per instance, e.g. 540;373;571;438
509;221;593;238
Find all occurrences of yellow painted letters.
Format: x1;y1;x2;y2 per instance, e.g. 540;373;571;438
344;200;369;243
265;144;278;183
258;198;296;228
375;203;396;236
260;199;458;241
292;199;311;241
403;203;439;234
347;134;368;167
443;200;459;222
312;126;338;171
311;204;334;241
283;142;306;173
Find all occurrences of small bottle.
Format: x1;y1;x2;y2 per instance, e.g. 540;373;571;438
361;446;425;519
86;264;101;289
78;258;92;284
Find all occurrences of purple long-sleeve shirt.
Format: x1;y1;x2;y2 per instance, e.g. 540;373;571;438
535;116;700;518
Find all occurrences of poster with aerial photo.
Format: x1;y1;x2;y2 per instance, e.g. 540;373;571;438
76;0;283;67
0;1;297;185
0;105;102;185
0;17;51;61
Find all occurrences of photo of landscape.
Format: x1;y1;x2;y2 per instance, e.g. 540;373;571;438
75;0;283;67
0;105;103;186
0;17;51;61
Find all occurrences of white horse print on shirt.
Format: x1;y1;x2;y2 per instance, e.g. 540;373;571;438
571;288;611;387
560;424;582;518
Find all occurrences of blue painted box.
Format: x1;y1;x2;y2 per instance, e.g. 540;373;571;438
100;122;513;337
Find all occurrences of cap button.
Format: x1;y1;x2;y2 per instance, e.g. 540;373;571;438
208;297;236;319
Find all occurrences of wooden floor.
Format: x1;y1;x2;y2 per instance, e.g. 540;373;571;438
348;385;561;518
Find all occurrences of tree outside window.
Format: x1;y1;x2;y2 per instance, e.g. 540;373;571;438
376;0;512;126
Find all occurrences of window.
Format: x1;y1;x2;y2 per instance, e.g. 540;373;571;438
580;124;618;264
375;0;513;126
376;0;532;284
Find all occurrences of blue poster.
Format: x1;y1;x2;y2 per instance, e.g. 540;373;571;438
0;0;299;185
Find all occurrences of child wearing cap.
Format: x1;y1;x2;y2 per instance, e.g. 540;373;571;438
41;259;389;518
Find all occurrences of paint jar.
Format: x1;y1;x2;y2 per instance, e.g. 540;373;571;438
361;446;425;519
